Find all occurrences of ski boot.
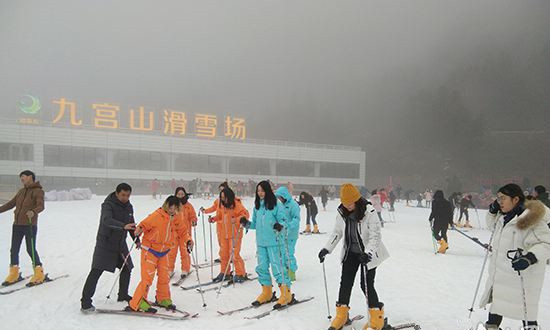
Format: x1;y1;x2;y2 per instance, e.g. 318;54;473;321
438;239;449;254
313;225;320;234
212;272;230;283
117;293;132;303
366;303;385;330
304;224;311;234
274;284;294;309
2;265;21;286
464;221;473;228
80;305;96;314
127;298;157;313
328;304;350;330
483;324;501;330
252;285;276;306
156;298;176;311
28;265;45;286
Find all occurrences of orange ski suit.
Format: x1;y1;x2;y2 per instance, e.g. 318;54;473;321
168;202;197;273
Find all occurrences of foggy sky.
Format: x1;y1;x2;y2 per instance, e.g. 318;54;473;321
1;0;549;186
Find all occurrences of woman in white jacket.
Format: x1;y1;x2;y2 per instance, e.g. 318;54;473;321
480;183;550;329
318;184;389;330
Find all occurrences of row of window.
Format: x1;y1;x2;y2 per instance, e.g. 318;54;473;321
1;143;360;179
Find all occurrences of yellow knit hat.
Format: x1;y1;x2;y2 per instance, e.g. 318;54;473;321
340;183;361;205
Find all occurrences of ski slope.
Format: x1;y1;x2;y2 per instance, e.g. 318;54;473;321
0;195;548;330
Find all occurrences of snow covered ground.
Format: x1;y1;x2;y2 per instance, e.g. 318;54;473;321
0;195;548;330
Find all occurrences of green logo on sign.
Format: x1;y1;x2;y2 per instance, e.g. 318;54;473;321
18;95;41;114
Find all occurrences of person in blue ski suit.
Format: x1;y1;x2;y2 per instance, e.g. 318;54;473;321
275;186;300;281
240;180;294;309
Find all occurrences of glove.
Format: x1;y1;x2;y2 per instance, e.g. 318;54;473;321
359;252;372;265
273;222;283;232
186;240;194;254
199;207;205;213
489;200;501;214
318;248;329;263
511;252;537;271
208;216;216;223
240;217;249;227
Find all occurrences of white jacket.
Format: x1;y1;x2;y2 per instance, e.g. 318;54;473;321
370;195;383;213
324;203;389;269
479;200;550;320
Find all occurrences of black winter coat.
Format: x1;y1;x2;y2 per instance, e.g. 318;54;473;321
429;199;454;228
91;192;138;272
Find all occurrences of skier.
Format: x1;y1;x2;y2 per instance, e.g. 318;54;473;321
151;179;160;200
480;184;550;329
240;181;293;309
424;189;433;208
457;194;475;228
370;189;384;227
81;183;138;312
404;189;414;207
416;193;423;208
318;184;389;330
208;187;249;283
428;190;454;254
378;189;388;208
200;181;230;263
320;186;329;211
388;190;396;212
298;191;320;233
128;196;192;312
275;186;300;281
0;170;45;286
167;187;197;279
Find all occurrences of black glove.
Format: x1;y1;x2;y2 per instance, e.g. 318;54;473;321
489;200;501;214
240;217;249;227
318;248;329;263
359;252;372;265
273;222;283;232
511;252;537;271
186;240;194;254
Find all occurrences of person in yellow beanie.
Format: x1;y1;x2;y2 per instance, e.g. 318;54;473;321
318;183;390;330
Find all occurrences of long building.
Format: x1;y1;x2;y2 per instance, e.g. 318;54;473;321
0;121;366;194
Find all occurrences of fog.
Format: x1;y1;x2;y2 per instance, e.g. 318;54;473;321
1;0;549;191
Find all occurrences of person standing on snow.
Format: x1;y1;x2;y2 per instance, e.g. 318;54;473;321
457;194;475;228
128;196;192;313
1;170;45;287
479;184;550;329
81;183;138;312
200;181;230;264
318;184;389;330
370;189;384;227
428;190;454;254
275;186;300;281
167;187;197;280
209;187;249;283
320;186;329;211
298;191;320;233
424;189;433;208
240;181;294;309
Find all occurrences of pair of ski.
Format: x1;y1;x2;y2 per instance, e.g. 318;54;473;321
181;275;234;291
0;274;69;295
300;231;327;235
218;295;314;319
171;269;195;286
197;275;258;293
192;259;220;269
94;305;198;321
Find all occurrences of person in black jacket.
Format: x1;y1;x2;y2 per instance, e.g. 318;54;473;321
320;186;329;211
298;192;320;233
81;183;140;312
429;190;454;254
457;194;475;228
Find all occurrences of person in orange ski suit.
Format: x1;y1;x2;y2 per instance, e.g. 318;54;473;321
167;187;197;279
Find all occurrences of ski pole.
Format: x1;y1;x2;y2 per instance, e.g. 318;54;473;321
474;208;481;229
190;238;207;308
361;263;371;326
321;261;332;320
467;221;497;318
202;211;207;262
106;235;139;302
216;225;239;298
430;221;438;255
27;216;37;268
209;216;214;280
507;249;529;324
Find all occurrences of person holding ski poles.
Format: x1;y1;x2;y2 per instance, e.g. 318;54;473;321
479;184;550;329
275;186;300;281
318;184;389;330
167;187;197;280
81;183;138;312
457;194;475;228
128;196;192;313
240;180;294;309
200;182;230;263
209;187;249;283
1;170;45;287
428;190;454;254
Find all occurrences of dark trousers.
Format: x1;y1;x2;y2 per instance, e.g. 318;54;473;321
337;252;381;308
433;224;448;241
306;211;317;226
10;224;41;266
81;255;131;308
487;313;537;327
459;208;469;221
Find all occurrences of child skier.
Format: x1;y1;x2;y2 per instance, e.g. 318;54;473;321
167;187;197;279
318;184;389;330
128;196;192;312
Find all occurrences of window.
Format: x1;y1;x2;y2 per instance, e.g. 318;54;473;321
276;159;315;177
319;162;360;179
0;143;33;161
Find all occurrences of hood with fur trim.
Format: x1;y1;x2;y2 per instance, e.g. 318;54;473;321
516;200;549;230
